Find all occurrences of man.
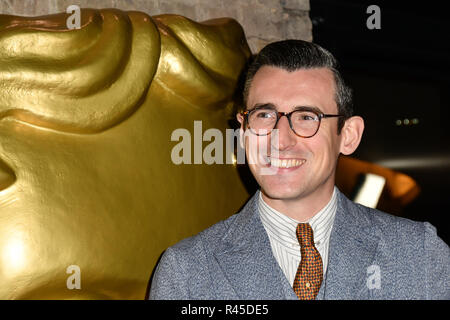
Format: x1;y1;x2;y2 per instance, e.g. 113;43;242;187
150;40;449;299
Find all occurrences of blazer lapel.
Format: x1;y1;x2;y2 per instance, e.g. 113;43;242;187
318;190;380;300
213;192;298;300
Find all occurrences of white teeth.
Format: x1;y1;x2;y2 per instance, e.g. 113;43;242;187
269;158;305;168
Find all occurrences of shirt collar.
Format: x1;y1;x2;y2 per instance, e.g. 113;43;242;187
258;187;338;246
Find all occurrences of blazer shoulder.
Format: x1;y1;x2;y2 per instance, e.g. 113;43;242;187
149;213;240;299
345;196;448;256
347;197;427;238
349;200;449;299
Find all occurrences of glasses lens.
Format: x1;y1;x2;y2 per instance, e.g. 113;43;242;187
248;109;277;135
290;110;320;137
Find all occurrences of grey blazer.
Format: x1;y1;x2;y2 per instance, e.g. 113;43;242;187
149;189;450;299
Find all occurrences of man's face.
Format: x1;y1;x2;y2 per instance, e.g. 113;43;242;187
239;66;344;206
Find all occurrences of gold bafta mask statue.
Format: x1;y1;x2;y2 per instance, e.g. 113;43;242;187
0;9;251;299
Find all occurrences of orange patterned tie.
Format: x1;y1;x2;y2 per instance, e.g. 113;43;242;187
293;223;323;300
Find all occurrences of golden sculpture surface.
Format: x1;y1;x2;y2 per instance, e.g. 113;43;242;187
0;9;251;299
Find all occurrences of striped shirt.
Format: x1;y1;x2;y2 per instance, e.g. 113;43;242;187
258;187;337;286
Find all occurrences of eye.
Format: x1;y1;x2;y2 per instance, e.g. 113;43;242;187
301;114;316;121
256;111;272;118
252;109;275;119
293;111;318;121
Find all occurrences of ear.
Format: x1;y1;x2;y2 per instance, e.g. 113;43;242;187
236;113;245;149
236;112;244;126
339;116;364;155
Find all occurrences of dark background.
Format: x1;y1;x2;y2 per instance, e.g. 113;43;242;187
310;0;449;244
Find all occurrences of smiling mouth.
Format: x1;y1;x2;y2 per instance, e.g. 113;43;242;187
0;158;15;191
268;157;306;168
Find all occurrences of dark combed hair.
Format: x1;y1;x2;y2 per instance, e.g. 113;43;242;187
242;40;353;133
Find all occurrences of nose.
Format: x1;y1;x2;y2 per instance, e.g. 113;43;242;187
272;115;297;151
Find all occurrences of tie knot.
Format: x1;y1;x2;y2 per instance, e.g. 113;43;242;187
296;223;314;247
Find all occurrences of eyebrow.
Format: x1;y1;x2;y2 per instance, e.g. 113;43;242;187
249;103;323;114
